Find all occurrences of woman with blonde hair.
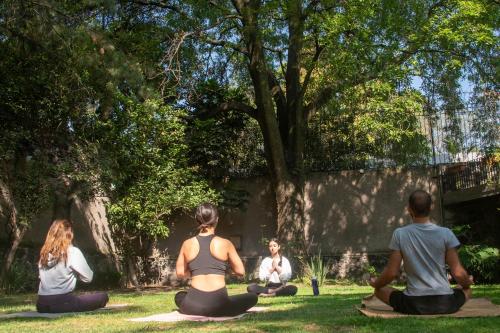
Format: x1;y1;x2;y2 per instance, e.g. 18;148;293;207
174;203;257;316
36;219;108;313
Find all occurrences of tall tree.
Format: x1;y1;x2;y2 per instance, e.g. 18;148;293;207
131;0;498;254
0;0;95;284
0;0;139;283
0;0;220;286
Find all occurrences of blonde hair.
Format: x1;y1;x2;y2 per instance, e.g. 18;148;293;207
39;219;74;268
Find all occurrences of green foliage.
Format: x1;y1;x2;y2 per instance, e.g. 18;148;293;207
1;157;53;227
471;92;499;157
307;81;431;169
0;0;132;213
0;259;38;294
362;264;378;278
452;224;500;283
0;1;219;284
458;245;500;283
105;94;218;242
300;253;330;287
451;224;472;238
187;81;266;178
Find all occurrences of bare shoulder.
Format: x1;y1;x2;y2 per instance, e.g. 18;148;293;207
182;237;197;249
212;236;234;250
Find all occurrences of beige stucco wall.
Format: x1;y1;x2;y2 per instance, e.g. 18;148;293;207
157;176;277;258
304;167;440;255
2;167;441;260
156;167;440;259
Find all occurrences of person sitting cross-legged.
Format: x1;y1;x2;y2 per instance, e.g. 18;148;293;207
37;219;109;313
247;238;298;297
369;190;473;315
174;203;257;316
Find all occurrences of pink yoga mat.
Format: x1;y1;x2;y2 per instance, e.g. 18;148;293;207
128;306;269;322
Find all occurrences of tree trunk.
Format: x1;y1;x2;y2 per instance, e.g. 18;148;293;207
0;179;26;288
285;0;306;176
52;190;72;220
239;0;308;256
74;196;122;272
126;256;140;289
274;179;307;255
52;177;76;220
0;223;27;287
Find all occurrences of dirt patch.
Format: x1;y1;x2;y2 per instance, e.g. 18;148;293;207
304;323;321;332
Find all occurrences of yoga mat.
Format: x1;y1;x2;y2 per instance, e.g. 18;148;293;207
0;304;129;319
358;295;500;318
128;306;269;322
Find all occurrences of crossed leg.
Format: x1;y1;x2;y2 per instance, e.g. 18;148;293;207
373;286;398;305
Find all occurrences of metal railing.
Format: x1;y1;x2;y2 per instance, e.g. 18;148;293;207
441;159;499;193
226;93;499;188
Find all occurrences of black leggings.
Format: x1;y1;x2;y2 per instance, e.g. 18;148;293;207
37;292;109;313
174;287;257;317
247;282;298;296
389;289;466;315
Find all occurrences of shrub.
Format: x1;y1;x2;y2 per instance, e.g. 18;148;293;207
452;224;500;283
81;270;122;290
1;259;38;294
300;252;330;287
458;245;500;283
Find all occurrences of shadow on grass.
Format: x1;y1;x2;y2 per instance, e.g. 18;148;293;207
0;304;144;323
1;286;499;333
127;290;500;333
0;294;38;310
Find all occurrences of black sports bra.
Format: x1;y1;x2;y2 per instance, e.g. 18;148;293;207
188;235;228;276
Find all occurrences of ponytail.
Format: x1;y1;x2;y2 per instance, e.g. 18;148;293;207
195;203;219;232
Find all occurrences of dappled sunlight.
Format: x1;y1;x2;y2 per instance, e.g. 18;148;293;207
304;168;439;255
1;285;499;332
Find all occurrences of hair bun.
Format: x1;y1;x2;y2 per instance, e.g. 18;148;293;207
195;203;219;229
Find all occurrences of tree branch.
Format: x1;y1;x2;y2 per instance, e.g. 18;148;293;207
131;0;189;17
268;72;286;113
301;39;324;98
304;0;456;120
203;37;248;55
201;101;257;119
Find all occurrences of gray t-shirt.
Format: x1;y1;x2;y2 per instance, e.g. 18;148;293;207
38;246;94;295
389;222;460;296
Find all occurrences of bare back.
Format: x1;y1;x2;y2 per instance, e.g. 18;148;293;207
176;234;244;291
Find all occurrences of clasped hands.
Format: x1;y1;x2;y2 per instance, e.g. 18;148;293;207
269;257;281;274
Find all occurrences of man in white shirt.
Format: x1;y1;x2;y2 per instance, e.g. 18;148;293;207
369;190;472;314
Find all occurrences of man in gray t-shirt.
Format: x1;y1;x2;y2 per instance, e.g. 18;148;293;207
369;190;473;314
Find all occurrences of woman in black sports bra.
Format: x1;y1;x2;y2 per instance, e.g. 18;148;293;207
174;203;258;316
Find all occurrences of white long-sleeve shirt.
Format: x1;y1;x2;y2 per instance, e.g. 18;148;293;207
258;256;292;284
38;246;94;295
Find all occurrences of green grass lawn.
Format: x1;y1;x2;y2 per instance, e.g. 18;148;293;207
1;284;499;333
